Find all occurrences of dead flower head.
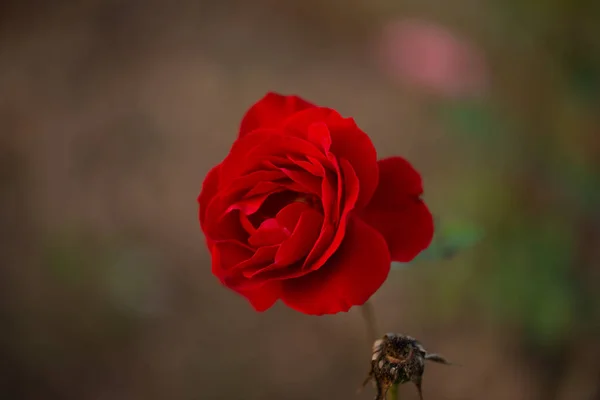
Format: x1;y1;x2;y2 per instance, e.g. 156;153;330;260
362;333;453;400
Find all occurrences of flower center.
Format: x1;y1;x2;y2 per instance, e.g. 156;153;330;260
246;191;323;230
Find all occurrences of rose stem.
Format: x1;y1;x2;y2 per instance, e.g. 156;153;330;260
387;383;399;400
360;300;379;344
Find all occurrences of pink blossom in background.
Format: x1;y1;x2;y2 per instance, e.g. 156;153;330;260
377;19;489;97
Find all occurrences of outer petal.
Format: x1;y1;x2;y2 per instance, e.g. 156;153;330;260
359;157;434;262
239;92;315;138
280;216;391;315
233;282;282;312
198;164;221;229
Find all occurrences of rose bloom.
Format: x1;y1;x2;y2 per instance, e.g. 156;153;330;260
198;93;433;315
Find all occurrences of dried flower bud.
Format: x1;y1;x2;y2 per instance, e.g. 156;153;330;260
362;333;452;400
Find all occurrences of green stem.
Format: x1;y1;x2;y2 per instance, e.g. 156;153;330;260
387;383;399;400
360;300;379;343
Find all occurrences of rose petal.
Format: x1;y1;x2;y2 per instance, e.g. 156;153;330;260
243;181;287;198
239;213;257;235
225;170;285;196
204;204;249;244
248;218;289;247
307;121;332;153
359;157;434;262
281;216;391;315
275;209;324;266
323;168;339;221
198;165;221;229
239;93;315;138
283;106;379;208
228;191;283;215
330;156;342;224
279;168;321;195
329;120;379;208
283;107;342;135
220;130;327;186
362;200;433;262
212;240;254;278
231;282;282;312
276;202;312;232
202;170;285;239
304;158;359;269
236;245;279;276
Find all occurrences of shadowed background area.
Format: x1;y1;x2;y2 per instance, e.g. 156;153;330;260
1;0;600;399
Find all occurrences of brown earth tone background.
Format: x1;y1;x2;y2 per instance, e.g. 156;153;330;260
2;1;600;399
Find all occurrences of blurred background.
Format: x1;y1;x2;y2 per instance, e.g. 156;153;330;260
1;0;599;399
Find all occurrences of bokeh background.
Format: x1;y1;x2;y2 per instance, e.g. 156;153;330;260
1;0;599;399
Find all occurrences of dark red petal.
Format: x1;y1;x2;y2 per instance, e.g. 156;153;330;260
275;209;324;266
225;170;285;196
331;156;343;224
228;190;283;215
361;201;433;262
236;245;279;277
244;180;312;201
289;155;326;177
329;120;379;209
239;93;315;138
375;157;423;199
239;213;257;235
204;205;249;244
232;281;282;312
243;181;286;198
211;240;254;278
279;168;321;195
198;165;221;229
359;157;434;262
300;170;337;267
280;216;391;315
203;170;284;241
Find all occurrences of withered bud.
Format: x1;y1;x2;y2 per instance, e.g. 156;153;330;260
361;333;452;400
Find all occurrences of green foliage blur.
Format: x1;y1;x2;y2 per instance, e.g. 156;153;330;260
418;0;600;352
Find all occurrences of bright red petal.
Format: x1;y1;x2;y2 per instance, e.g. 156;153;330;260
280;216;391;315
359;157;434;262
239;93;315;138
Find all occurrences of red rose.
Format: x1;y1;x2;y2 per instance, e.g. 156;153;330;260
198;93;433;315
